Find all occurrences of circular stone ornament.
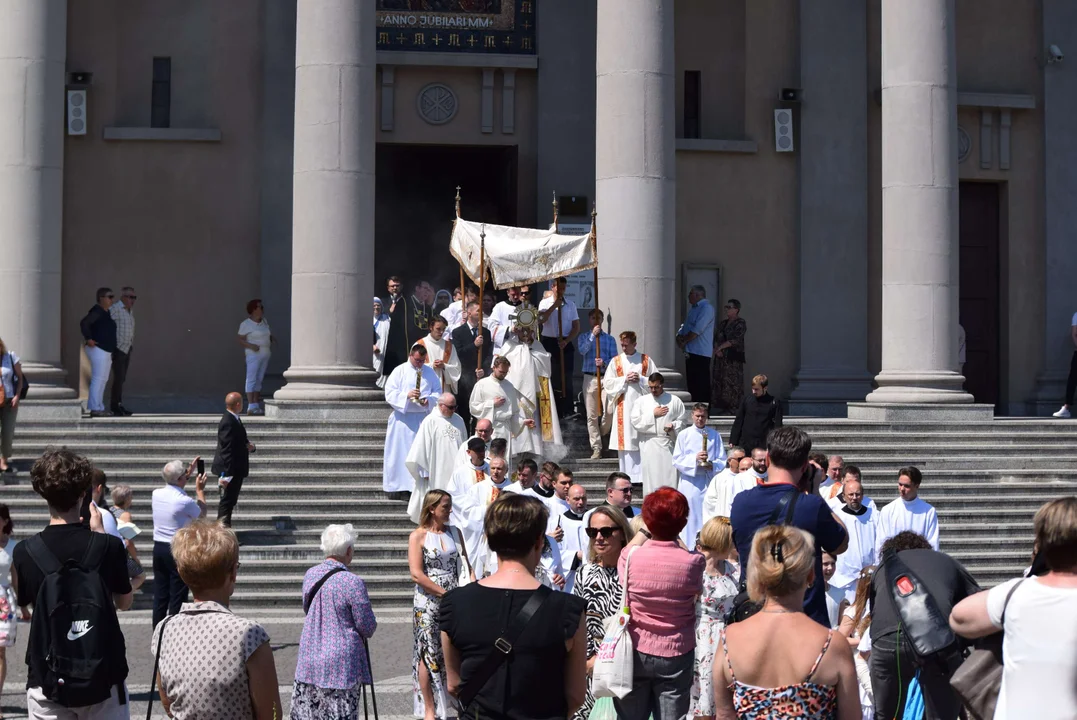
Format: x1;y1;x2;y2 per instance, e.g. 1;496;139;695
957;126;972;163
418;83;458;125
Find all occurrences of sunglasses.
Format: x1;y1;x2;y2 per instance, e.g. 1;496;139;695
585;527;622;539
124;294;137;300
106;294;115;299
440;403;457;410
613;486;633;494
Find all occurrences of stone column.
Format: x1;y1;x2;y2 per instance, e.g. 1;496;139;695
789;0;873;416
0;0;76;401
856;0;976;416
1032;0;1077;414
273;0;380;405
595;0;677;371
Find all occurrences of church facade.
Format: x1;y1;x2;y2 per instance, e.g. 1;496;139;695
1;0;1074;416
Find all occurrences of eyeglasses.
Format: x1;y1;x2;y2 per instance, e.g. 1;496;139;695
585;527;621;539
106;294;115;299
124;294;137;300
440;403;457;410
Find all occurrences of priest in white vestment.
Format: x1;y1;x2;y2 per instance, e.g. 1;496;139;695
466;456;514;576
382;345;442;493
875;467;940;553
373;298;390;388
558;485;589;593
602;331;657;484
701;448;746;520
455;419;493;470
443;438;492;563
488;286;527;349
672;403;728;546
630;372;687;497
405;393;468;522
469;357;535;455
828;478;878;602
416;317;461;394
497;326;565;459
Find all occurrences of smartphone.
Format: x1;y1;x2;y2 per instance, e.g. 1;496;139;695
197;459;205;476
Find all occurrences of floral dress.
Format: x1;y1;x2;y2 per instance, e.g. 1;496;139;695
413;530;460;719
0;538;16;647
570;562;622;720
689;561;739;718
712;317;747;414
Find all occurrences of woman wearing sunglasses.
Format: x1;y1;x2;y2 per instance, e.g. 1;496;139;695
570;506;635;720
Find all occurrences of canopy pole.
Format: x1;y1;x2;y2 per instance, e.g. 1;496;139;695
553;193;566;400
591;203;602;422
455;186;465;324
478;224;486;373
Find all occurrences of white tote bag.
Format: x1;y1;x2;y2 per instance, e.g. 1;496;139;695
591;546;638;699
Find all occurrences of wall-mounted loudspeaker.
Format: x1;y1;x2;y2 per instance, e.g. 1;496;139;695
67;90;87;136
774;108;794;153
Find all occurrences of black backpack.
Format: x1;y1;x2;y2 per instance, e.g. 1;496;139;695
24;534;128;708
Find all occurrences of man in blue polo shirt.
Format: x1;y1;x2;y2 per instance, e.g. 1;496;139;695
730;426;849;626
676;285;715;404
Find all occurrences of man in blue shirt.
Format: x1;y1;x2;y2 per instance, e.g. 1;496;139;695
676;285;715;404
577;309;618;459
730;426;849;627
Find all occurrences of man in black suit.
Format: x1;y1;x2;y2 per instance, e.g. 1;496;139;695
212;392;254;527
451;300;493;431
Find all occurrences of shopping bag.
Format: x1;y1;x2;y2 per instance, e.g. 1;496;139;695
903;673;925;720
587;696;617;720
591;547;638;699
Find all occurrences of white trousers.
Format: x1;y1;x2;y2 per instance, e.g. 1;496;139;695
245;352;271;393
27;684;130;720
618;450;641;484
86;345;113;412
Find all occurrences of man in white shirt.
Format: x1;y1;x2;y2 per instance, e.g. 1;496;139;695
150;459;208;630
90;469;122;540
504;457;543;499
108;286;136;416
828;476;878;603
537;277;580;418
602;331;657;484
702;446;750;520
416;316;461;395
630;373;687;497
875;466;940;553
672;403;727;546
440;286;477;332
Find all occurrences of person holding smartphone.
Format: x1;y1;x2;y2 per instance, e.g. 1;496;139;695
151;457;209;630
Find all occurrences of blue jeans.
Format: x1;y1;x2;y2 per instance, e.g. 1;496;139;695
613;650;694;720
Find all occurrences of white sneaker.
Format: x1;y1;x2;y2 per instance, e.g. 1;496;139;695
1053;406;1071;419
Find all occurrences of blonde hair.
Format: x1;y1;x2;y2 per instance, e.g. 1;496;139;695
110;484;133;510
419;489;450;528
629;515;649;536
0;337;6;355
848;566;875;637
752;374;769;389
747;525;815;602
586;505;635;562
698;516;733;554
172;520;240;595
1034;496;1077;571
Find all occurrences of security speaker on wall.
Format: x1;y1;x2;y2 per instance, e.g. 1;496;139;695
67;90;87;136
1047;44;1064;64
774;108;794;153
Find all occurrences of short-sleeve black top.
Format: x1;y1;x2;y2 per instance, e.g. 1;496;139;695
441;584;585;720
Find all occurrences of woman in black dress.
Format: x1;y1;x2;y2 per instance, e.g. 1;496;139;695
440;494;587;720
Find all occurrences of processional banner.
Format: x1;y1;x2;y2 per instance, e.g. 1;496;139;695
450;218;597;290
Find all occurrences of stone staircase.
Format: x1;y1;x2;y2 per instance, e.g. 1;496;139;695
3;415;1075;610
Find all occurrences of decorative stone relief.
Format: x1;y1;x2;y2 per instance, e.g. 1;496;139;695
417;83;457;125
957;126;972;163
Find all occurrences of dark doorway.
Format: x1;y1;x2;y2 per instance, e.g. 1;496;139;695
375;144;518;303
958;182;1001;407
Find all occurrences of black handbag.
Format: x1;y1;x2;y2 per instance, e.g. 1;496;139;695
950;579;1025;720
724;489;800;624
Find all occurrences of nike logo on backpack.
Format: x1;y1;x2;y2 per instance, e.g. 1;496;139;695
67;620;93;641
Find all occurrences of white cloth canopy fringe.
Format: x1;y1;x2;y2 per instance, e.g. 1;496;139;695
450;218;597;289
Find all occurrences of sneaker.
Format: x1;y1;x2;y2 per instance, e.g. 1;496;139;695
590;448;603;460
89;410;112;418
1053;406;1071;419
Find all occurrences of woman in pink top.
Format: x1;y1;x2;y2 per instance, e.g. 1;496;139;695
615;487;706;720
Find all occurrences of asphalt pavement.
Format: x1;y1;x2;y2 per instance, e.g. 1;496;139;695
0;609;418;719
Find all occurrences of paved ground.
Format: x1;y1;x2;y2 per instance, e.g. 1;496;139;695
0;610;418;719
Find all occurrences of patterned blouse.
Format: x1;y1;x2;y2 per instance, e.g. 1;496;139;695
295;559;378;688
572;562;622;658
150;601;270;720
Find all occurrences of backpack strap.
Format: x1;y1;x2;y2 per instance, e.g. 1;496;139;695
24;535;62;576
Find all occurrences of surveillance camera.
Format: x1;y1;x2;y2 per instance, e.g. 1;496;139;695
1048;44;1064;63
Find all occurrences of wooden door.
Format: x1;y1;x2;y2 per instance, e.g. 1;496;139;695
958;182;1001;407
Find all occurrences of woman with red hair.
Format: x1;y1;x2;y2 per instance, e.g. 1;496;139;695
615;487;706;720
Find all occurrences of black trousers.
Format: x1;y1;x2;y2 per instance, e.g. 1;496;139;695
457;377;476;432
541;337;575;416
217;475;246;527
870;633;963;720
685;353;711;404
152;541;189;630
1066;350;1077;406
110;348;131;410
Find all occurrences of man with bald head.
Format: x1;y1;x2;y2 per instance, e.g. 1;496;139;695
212;392;255;527
828;469;879;603
456;417;493;470
405;392;467;523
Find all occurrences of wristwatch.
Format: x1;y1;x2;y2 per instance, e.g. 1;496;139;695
640;529;652;540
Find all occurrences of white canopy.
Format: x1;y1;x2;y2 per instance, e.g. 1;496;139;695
450;218;597;289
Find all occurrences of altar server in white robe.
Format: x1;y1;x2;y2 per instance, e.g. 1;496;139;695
373;298;391;388
875;466;940;553
824;466;877;512
497;326;565;459
672;403;727;545
602;331;657;484
415;316;461;394
444;438;491;561
630;372;687;496
829;477;878;603
455;418;492;470
557;484;589;593
702;447;748;520
466;457;515;576
405;392;468;522
382;345;442;493
469;357;535;453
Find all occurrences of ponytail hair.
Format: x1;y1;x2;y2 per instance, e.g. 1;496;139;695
747;525;815;602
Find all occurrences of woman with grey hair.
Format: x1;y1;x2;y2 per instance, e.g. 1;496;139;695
151;457;208;630
292;523;378;719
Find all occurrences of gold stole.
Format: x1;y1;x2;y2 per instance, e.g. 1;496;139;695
537;377;554;442
614;354;648;450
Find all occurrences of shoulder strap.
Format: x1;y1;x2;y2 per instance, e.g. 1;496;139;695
147;615;176;720
304;566;348;614
738;490;798;594
24;535;61;576
806;630;834;682
457;585;554;710
999;578;1025;627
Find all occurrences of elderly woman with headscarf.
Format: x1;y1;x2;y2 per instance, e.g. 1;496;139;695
373;297;391;388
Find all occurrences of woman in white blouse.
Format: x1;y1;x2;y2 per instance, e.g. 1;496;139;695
236;300;274;416
0;337;24;473
950;497;1077;720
